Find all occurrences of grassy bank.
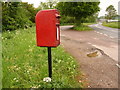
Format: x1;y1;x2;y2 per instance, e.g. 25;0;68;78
2;27;84;88
102;22;120;29
60;23;74;26
72;23;95;31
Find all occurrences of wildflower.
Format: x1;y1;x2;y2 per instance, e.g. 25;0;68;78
38;85;41;87
13;78;16;80
73;65;76;68
27;70;30;73
43;77;51;82
14;65;17;68
16;80;19;82
58;60;61;63
16;67;20;70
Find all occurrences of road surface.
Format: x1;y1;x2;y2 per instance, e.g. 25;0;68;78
88;24;119;39
60;24;119;62
60;25;118;88
88;24;119;62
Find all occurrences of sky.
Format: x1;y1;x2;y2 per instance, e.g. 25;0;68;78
22;0;120;17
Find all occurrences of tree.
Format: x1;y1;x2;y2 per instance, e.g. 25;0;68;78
38;0;57;10
2;2;20;30
105;5;117;20
56;2;100;26
84;13;99;23
22;2;37;23
2;2;35;31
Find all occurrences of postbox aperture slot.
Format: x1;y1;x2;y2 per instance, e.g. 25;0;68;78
56;27;59;40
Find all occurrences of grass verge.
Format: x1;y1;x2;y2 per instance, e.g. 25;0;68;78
72;23;94;31
2;27;84;88
102;22;120;29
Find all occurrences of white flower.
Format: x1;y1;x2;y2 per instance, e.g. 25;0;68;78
13;78;16;80
16;80;19;82
43;77;51;82
2;37;4;39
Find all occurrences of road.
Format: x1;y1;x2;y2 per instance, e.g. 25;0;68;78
88;23;119;40
60;24;118;62
88;24;119;62
60;25;118;88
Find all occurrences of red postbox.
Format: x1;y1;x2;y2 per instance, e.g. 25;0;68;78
35;9;60;47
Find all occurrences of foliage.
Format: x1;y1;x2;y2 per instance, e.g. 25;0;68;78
102;22;120;29
60;15;75;24
2;26;84;88
105;5;117;20
56;2;100;26
2;2;36;31
22;2;37;23
38;0;57;10
84;13;98;23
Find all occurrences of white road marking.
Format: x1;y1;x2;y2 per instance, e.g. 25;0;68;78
95;31;115;39
94;38;97;40
60;34;65;37
95;24;98;27
87;42;92;45
110;36;114;38
104;34;108;36
92;45;97;47
116;64;120;68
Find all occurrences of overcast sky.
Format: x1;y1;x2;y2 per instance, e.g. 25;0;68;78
22;0;120;17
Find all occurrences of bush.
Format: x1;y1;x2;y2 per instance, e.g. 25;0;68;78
2;2;36;31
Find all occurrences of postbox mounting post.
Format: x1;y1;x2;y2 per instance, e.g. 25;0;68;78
48;47;52;78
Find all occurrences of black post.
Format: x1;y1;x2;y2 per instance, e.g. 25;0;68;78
48;47;52;78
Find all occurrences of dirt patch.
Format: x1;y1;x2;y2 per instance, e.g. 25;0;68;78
60;30;118;88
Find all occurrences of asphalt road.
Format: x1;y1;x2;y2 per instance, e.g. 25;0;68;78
60;24;118;62
88;23;119;39
60;25;118;88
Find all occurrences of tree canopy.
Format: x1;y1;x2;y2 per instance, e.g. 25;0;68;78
38;0;57;10
2;2;37;31
105;5;117;20
56;2;100;26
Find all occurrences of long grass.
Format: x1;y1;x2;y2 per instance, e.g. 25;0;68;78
102;22;120;29
2;27;84;88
